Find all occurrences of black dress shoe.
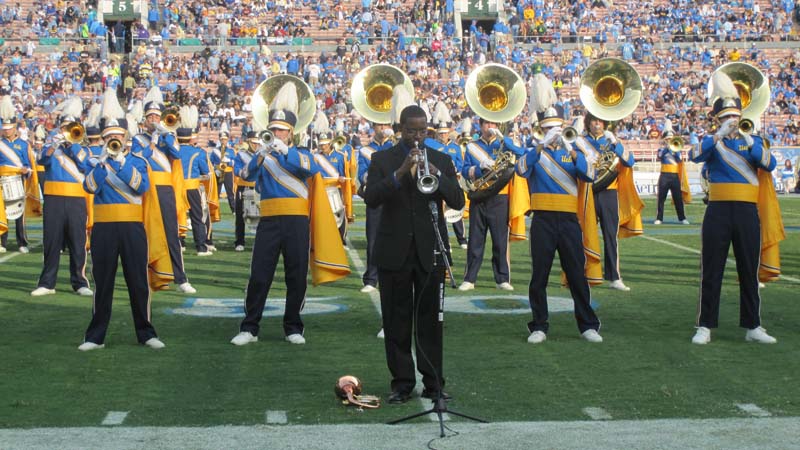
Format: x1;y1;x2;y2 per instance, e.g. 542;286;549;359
421;389;451;401
388;391;412;404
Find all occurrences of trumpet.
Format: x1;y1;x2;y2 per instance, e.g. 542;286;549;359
739;118;754;135
562;126;578;144
532;125;545;141
331;135;347;152
259;130;274;145
162;108;180;132
63;122;85;144
105;138;124;156
668;136;684;152
415;141;439;194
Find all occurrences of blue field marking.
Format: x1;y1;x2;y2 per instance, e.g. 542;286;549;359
167;297;347;318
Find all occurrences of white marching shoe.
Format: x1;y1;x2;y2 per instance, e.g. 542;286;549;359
377;328;385;339
76;287;94;296
144;337;166;349
680;219;690;225
527;331;546;344
496;282;514;291
458;281;475;291
0;246;6;253
234;245;245;252
177;282;197;294
360;284;377;293
231;331;258;346
653;220;662;225
285;333;306;345
78;342;104;351
31;287;56;297
18;246;29;254
206;245;217;252
608;280;630;291
197;250;213;256
460;243;468;250
745;326;777;344
692;327;711;345
581;329;603;343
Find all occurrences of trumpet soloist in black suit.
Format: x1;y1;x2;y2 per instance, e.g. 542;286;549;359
363;105;465;403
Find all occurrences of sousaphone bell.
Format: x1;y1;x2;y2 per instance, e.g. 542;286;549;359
579;58;643;192
707;62;769;133
351;64;414;125
251;75;316;144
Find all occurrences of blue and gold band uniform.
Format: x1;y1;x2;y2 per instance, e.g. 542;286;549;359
433;137;467;247
34;141;90;292
233;146;256;248
517;141;601;335
691;132;776;330
581;132;635;283
461;134;525;286
357;137;393;289
0;135;31;249
211;142;236;213
132;131;189;284
82;152;159;345
238;143;320;338
179;140;211;253
655;145;687;222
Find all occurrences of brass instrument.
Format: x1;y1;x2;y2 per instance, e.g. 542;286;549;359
707;62;769;131
251;75;316;144
331;135;347;152
415;141;439;194
463;63;527;202
351;64;414;125
531;125;545;141
668;136;685;152
562;126;578;144
63;121;85;144
105;138;124;157
335;376;380;409
162;108;180;132
259;130;274;145
579;58;642;192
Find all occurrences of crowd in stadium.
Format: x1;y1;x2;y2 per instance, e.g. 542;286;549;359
1;0;799;150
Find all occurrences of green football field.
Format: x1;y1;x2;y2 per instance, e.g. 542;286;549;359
1;196;799;430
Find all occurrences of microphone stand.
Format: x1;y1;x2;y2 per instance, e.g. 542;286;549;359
386;193;487;437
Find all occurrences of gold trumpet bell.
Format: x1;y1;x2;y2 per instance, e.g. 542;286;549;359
251;75;316;133
64;122;85;144
579;58;643;121
707;62;769;126
351;64;414;124
331;135;347;152
162;108;180;132
465;63;527;123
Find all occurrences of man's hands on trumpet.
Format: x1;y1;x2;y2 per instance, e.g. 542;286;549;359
395;147;440;181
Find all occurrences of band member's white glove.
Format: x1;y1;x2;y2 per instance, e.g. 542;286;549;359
270;139;289;155
383;128;395;138
603;130;617;144
716;118;738;139
740;131;755;147
113;151;126;163
479;159;494;170
542;127;562;148
489;128;504;140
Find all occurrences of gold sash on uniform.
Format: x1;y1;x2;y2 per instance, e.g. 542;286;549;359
678;161;692;204
617;165;644;238
757;169;784;283
508;174;529;241
309;173;350;285
143;165;173;290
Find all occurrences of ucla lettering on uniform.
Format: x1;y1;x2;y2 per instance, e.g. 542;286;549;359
561;155;573;163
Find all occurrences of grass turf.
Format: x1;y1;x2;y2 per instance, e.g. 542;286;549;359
1;196;798;427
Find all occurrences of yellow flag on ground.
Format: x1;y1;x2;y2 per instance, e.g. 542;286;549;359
308;173;350;285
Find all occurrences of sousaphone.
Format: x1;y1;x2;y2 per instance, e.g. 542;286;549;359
463;63;527;202
351;64;414;125
579;58;642;192
251;75;316;143
707;62;769;133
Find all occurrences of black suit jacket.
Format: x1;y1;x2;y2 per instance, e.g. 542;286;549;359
363;141;465;272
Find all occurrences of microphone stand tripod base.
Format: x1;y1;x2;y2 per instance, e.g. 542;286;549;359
386;393;488;438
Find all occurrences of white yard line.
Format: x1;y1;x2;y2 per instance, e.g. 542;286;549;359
736;403;772;418
100;411;128;426
640;235;800;283
582;407;612;420
4;417;800;449
265;410;288;425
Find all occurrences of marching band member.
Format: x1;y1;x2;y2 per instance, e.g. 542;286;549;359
177;105;213;256
432;101;468;249
690;71;781;345
578;113;642;291
131;87;195;293
517;74;602;344
339;131;357;226
357;117;395;294
215;129;236;214
79;89;165;351
230;83;322;346
232;131;258;252
0;96;34;253
654;130;690;225
31;97;92;297
193;113;219;252
314;130;348;243
458;117;526;291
